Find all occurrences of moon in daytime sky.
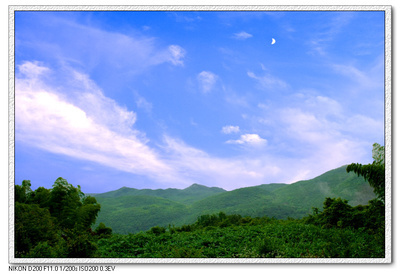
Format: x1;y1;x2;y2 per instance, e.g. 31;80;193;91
271;38;276;45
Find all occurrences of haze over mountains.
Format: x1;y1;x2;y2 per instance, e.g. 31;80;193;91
92;166;375;234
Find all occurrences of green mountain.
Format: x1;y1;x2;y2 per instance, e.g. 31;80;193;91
92;183;226;234
92;165;376;234
190;165;375;220
94;183;226;205
93;195;190;234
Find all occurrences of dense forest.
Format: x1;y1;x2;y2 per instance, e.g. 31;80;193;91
14;143;385;258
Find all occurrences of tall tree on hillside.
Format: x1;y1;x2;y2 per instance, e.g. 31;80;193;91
346;143;385;202
48;177;100;231
15;177;103;257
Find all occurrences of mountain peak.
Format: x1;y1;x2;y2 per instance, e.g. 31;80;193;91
183;184;226;194
185;183;207;189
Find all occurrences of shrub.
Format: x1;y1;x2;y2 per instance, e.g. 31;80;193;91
95;222;113;238
149;226;166;236
303;197;384;231
65;231;97;258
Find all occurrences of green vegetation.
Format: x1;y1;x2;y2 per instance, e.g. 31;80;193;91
95;211;384;258
14;178;112;258
346;143;385;202
92;165;375;234
14;143;385;258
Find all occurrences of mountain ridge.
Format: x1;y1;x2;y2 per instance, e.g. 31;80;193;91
92;165;376;234
93;182;226;205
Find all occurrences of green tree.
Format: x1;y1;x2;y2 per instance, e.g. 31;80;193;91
49;177;84;229
15;202;58;257
15;180;32;203
319;197;353;228
29;187;51;208
346;143;385;202
48;177;101;232
64;229;98;258
94;222;112;238
15;178;105;257
76;196;101;232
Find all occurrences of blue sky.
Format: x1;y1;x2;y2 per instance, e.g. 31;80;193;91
14;10;385;193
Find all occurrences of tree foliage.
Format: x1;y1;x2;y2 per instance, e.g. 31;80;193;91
15;202;57;256
346;143;385;202
15;180;32;204
304;197;384;232
14;178;108;258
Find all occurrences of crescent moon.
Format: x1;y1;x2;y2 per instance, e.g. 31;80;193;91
271;38;276;45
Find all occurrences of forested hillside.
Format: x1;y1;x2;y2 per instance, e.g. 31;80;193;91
92;165;376;234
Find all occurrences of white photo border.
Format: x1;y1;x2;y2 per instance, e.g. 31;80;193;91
8;4;392;264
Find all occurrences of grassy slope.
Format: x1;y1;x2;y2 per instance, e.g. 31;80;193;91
271;165;375;215
95;195;190;234
93;166;376;234
188;183;291;221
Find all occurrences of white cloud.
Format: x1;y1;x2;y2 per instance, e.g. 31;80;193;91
305;95;343;117
168;45;186;66
233;31;253;40
15;62;287;190
15;58;383;192
162;136;278;190
20;15;186;76
277;106;369;170
16;62;280;190
243;86;383;184
226;134;267;147
247;71;288;90
68;70;138;135
197;71;218;93
15;62;176;184
344;114;383;137
17;61;50;78
221;125;240;134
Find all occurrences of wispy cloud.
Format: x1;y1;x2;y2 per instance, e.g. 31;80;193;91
197;71;218;93
232;31;253;40
247;71;289;90
221;125;240;134
133;91;153;114
168;45;186;66
331;62;383;91
307;12;354;56
171;12;202;23
18;14;186;76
